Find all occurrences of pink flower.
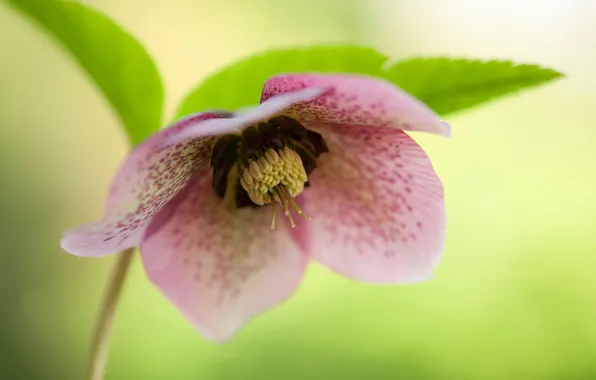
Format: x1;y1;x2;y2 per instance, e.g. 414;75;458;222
61;74;449;342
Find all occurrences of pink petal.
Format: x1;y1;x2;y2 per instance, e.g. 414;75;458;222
140;172;309;342
261;74;450;137
61;112;227;257
163;86;327;146
301;123;446;283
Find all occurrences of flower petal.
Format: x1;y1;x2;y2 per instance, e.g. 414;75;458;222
140;172;309;342
301;123;446;283
261;74;450;136
61;112;226;257
163;86;327;146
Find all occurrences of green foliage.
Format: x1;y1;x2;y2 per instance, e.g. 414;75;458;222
175;46;388;119
385;58;565;115
6;0;564;141
6;0;164;145
176;46;564;119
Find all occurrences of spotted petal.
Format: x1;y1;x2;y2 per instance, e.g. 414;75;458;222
262;74;450;136
301;123;446;283
61;113;227;257
141;172;309;342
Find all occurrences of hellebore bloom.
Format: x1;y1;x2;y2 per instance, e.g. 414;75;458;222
61;74;449;341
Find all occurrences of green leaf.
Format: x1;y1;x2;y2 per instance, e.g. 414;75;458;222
175;46;564;119
384;58;565;115
175;46;387;119
5;0;164;145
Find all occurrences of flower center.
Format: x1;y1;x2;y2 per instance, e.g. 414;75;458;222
209;116;328;229
240;146;309;228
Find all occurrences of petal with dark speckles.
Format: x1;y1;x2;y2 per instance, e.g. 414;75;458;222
261;74;450;137
140;172;309;342
300;123;446;283
60;113;223;257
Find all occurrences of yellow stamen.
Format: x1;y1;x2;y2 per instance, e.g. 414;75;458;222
290;197;310;221
275;186;296;228
270;194;277;230
278;184;310;221
240;147;310;229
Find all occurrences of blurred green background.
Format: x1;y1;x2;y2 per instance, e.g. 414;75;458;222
1;0;595;379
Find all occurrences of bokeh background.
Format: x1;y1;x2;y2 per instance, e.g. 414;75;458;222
1;0;595;379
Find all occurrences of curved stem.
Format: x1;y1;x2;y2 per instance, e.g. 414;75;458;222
85;247;135;380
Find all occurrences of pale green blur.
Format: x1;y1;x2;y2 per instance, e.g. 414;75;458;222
0;0;594;379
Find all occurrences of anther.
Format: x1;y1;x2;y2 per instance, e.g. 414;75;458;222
265;149;279;164
249;161;262;180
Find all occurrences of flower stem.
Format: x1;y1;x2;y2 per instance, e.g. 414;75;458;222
85;247;135;380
